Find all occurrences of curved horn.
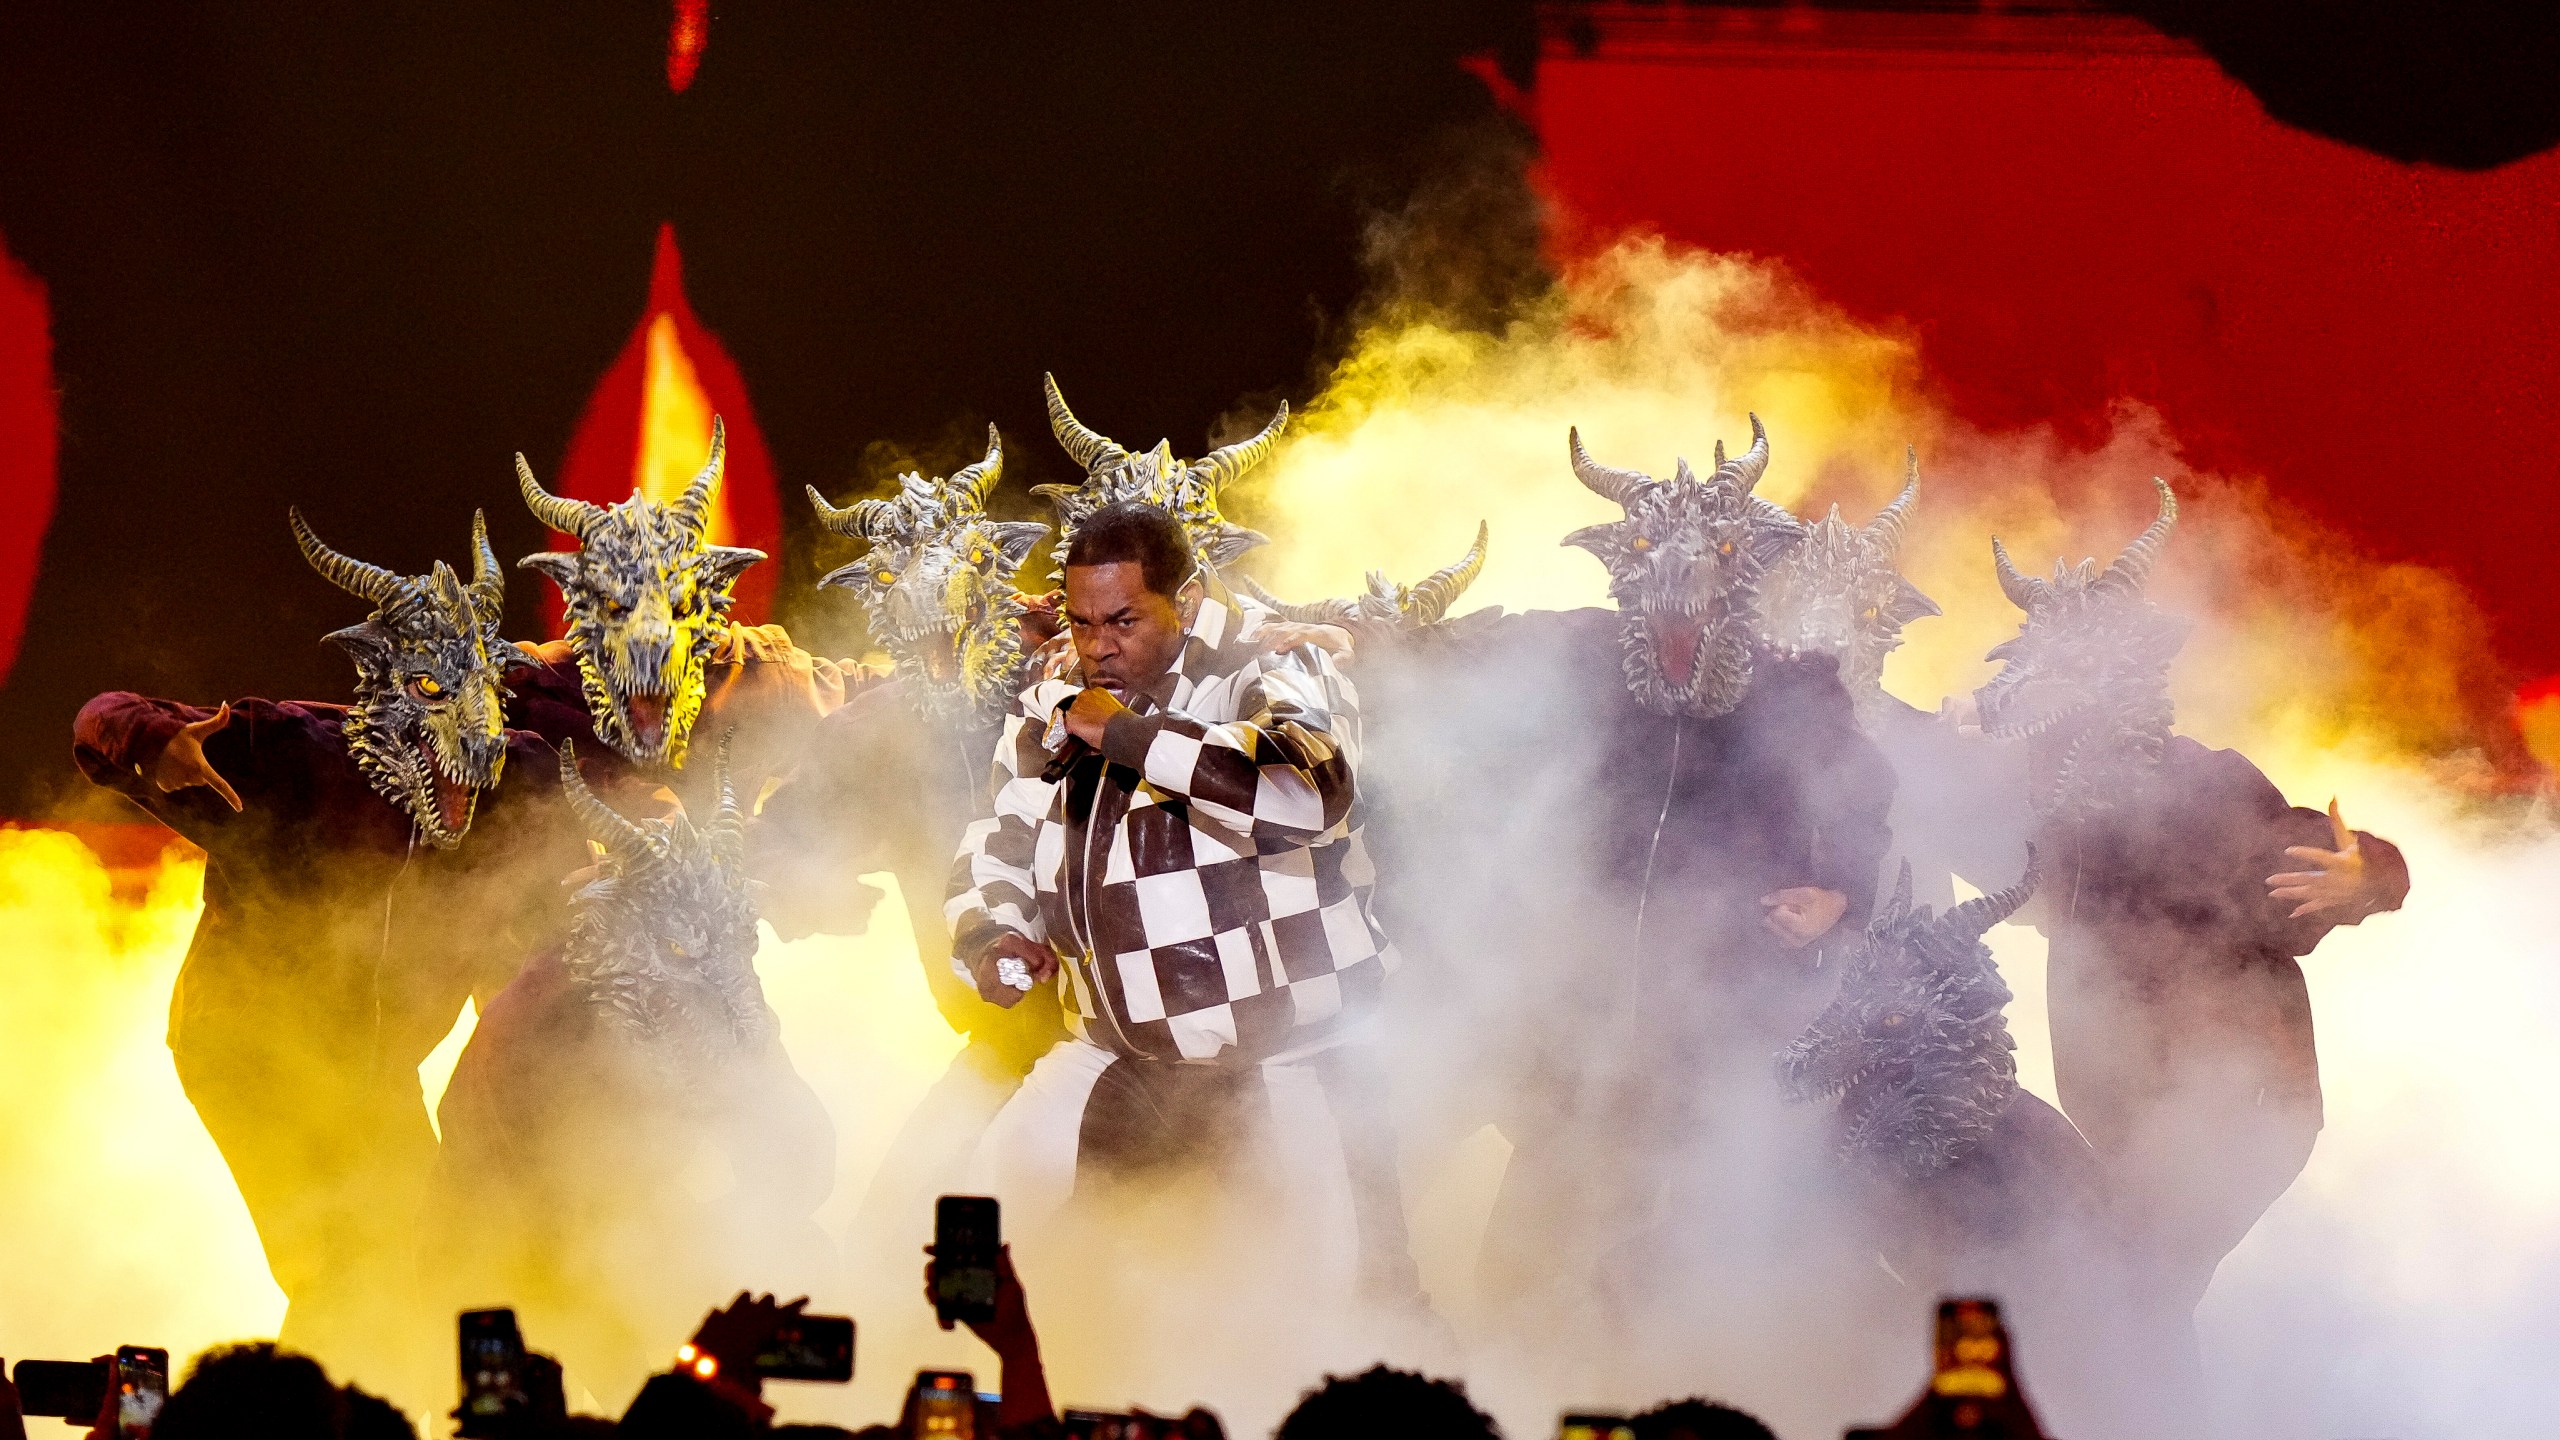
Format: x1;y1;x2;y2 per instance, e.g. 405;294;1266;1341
948;423;1004;513
1868;447;1919;555
517;452;604;538
465;509;505;618
805;484;896;540
702;729;745;849
289;507;412;606
1946;845;2041;941
666;416;727;537
1236;574;1356;626
1191;401;1289;492
1403;520;1490;625
2097;476;2179;594
1043;373;1127;472
1567;427;1652;506
1990;537;2046;611
556;739;653;858
1711;413;1771;494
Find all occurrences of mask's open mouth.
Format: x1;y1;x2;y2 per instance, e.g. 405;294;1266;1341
415;740;475;835
1646;610;1709;690
1979;689;2085;741
916;631;960;685
623;691;670;750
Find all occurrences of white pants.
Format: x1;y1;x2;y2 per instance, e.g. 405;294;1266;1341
966;1036;1416;1298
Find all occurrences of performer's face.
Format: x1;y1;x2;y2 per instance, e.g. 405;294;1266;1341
1063;561;1192;695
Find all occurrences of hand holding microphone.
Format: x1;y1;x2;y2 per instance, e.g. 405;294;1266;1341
1039;686;1126;781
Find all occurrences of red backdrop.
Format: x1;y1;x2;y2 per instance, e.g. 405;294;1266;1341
1528;6;2560;681
544;223;782;633
0;236;54;685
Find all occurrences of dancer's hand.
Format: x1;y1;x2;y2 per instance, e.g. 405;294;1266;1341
149;704;242;812
2267;799;2369;919
1761;886;1849;948
1256;621;1355;661
966;933;1060;1007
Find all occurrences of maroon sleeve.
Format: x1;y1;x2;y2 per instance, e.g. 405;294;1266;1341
72;691;198;790
71;694;335;848
2192;742;2408;956
500;643;603;752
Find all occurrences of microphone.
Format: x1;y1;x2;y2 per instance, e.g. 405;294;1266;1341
1039;690;1094;783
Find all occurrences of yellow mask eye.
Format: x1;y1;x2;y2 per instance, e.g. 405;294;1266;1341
414;677;443;697
1631;536;1653;552
969;547;989;566
1882;1013;1906;1029
875;569;897;585
1719;541;1735;554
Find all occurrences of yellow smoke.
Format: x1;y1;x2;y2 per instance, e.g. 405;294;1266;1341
0;829;282;1367
1239;232;2555;1434
9;226;2549;1435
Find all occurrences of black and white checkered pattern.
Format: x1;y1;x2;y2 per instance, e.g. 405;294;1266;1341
948;584;1396;1063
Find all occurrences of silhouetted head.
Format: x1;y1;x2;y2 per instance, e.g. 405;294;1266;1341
152;1342;341;1440
1629;1397;1779;1440
1276;1365;1501;1440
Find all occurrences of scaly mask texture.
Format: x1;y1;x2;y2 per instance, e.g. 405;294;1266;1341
1777;853;2038;1179
1561;414;1806;719
1238;520;1490;634
1033;372;1282;571
809;424;1048;722
516;418;766;769
555;739;776;1099
1976;478;2191;822
1759;449;1942;726
291;507;510;850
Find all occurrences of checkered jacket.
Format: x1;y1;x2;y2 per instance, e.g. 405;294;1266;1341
946;586;1396;1064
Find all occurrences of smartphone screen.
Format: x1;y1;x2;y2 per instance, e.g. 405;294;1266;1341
933;1195;1000;1327
458;1308;526;1431
114;1347;168;1437
752;1313;855;1383
1558;1416;1633;1440
909;1369;976;1440
1930;1298;2011;1400
14;1359;110;1420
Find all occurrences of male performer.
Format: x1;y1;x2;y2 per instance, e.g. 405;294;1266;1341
946;500;1419;1304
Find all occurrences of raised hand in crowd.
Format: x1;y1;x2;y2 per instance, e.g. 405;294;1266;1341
924;1243;1054;1435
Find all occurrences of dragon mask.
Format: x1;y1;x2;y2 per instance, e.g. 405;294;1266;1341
516;418;766;769
1562;415;1806;719
1976;478;2189;821
292;507;510;849
1033;372;1282;571
556;737;777;1096
1778;851;2039;1179
808;424;1048;720
1759;449;1941;724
